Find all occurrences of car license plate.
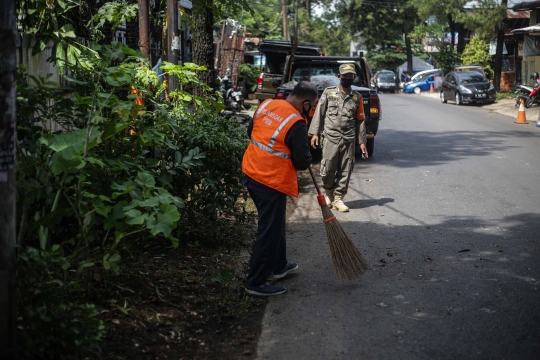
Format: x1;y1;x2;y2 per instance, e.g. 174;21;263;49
475;94;486;98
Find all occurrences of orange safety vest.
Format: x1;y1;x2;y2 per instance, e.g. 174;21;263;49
242;99;306;197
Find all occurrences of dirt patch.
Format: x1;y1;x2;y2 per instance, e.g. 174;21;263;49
91;172;315;360
91;217;266;360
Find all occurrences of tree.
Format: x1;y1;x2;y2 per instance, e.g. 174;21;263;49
414;0;468;52
192;0;216;95
335;0;420;72
191;0;251;93
460;0;507;89
0;0;17;356
461;36;493;78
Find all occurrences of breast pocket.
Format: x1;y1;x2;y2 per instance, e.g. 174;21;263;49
327;102;339;116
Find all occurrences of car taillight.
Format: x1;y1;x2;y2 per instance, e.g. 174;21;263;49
233;86;238;91
257;73;264;89
275;92;285;99
369;94;380;115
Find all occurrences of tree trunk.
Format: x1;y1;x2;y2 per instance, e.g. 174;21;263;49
0;0;17;356
447;14;455;55
457;26;466;55
493;0;508;91
138;0;150;61
405;34;413;75
192;0;215;96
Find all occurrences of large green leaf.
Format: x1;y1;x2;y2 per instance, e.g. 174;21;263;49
136;172;155;188
40;128;101;160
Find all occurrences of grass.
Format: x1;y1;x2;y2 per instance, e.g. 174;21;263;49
496;91;515;101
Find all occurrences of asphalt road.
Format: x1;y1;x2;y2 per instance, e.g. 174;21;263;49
255;93;540;360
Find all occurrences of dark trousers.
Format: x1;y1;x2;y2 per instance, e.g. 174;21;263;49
246;188;288;287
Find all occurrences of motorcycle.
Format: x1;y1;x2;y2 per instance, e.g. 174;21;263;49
219;72;244;113
225;85;244;112
515;72;540;108
514;84;535;107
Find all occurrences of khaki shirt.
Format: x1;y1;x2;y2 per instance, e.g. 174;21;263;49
308;85;366;145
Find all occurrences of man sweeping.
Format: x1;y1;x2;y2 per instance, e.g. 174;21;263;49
309;63;368;212
242;81;318;296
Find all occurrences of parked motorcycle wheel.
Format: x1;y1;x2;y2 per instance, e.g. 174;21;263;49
516;95;528;107
526;96;535;108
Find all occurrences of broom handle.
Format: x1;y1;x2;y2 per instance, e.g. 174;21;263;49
308;166;322;195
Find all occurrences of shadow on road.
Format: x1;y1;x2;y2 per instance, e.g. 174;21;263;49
346;197;395;210
276;207;540;359
367;129;537;168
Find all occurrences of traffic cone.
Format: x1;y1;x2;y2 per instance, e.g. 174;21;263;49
515;99;528;124
429;83;434;93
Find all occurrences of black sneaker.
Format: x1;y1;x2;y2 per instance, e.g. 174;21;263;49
245;282;286;296
273;262;298;279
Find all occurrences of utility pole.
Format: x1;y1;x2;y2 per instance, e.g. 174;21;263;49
493;0;508;92
138;0;151;61
0;0;17;356
282;0;288;41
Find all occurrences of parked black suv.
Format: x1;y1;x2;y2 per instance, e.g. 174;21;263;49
273;55;381;156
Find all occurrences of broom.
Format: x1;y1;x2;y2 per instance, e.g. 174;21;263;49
308;166;369;281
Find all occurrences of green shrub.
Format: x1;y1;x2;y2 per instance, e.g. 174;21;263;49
170;109;249;225
15;42;247;355
461;37;493;79
16;247;105;359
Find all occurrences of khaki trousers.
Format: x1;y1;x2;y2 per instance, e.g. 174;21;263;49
320;137;355;196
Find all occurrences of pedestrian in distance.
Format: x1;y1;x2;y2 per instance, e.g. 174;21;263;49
405;72;411;82
309;63;368;213
242;81;319;296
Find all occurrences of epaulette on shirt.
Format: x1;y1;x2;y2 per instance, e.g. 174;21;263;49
320;86;338;104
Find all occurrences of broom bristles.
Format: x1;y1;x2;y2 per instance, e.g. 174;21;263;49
321;204;368;281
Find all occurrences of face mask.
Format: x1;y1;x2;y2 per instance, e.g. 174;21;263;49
340;78;354;88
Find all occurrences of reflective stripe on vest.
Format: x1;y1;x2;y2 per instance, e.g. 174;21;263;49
253;99;273;121
268;113;301;148
250;139;291;159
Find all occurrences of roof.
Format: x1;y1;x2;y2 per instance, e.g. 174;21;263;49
512;1;540;11
512;24;540;32
258;40;320;55
396;56;434;72
507;9;530;19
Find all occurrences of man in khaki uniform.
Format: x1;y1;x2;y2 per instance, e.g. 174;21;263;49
309;63;368;212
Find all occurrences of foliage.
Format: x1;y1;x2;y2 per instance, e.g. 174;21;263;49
228;0;350;54
227;0;283;38
496;91;514;100
16;247;105;359
460;37;493;79
89;1;139;41
458;0;507;40
16;40;249;355
334;0;407;52
409;22;457;75
367;41;427;73
238;63;262;84
17;0;96;74
170;109;249;229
